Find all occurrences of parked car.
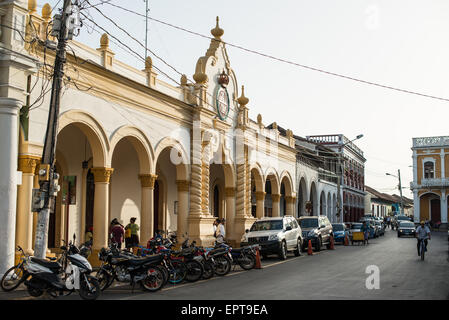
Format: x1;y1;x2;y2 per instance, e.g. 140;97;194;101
375;221;385;236
397;221;416;237
240;216;302;260
331;223;349;244
298;216;333;252
392;215;412;230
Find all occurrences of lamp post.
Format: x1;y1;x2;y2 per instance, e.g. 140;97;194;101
386;170;404;216
336;134;364;223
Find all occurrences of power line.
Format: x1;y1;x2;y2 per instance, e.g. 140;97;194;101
101;1;449;104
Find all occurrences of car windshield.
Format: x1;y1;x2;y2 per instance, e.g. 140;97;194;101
397;216;409;220
250;220;283;231
351;223;362;229
332;224;344;231
299;219;319;228
399;222;414;227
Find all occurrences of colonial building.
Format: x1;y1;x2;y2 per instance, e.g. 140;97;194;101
306;134;366;222
364;186;395;218
0;0;301;271
265;124;340;222
411;136;449;227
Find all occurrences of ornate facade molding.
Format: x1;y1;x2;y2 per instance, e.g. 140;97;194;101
91;167;114;183
18;155;40;174
139;174;158;188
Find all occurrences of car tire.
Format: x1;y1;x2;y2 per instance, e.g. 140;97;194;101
278;241;287;260
262;253;268;260
294;239;302;256
397;233;400;237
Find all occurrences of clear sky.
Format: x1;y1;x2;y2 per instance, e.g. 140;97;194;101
39;0;449;198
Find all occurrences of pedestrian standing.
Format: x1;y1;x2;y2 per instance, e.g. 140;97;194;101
361;221;370;245
125;217;140;249
111;220;125;249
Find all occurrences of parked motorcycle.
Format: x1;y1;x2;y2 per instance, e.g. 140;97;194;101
23;235;100;300
96;243;165;292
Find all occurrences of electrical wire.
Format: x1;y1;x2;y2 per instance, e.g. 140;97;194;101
101;1;449;103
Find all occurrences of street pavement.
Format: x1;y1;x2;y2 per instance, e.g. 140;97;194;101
2;228;448;300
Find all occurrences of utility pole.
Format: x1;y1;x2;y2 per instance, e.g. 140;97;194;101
33;0;80;258
398;169;404;215
144;0;149;59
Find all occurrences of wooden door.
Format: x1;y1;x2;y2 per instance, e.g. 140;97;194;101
430;199;441;223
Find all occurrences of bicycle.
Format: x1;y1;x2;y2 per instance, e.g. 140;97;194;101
418;238;429;261
1;246;29;291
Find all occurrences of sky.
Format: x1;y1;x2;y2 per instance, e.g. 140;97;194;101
38;0;449;198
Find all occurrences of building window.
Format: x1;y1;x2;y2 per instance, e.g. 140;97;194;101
424;161;434;179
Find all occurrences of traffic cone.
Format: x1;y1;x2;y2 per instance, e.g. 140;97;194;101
344;234;349;246
307;240;313;255
330;235;335;250
254;247;262;269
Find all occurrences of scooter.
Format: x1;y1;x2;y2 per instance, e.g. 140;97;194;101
23;234;100;300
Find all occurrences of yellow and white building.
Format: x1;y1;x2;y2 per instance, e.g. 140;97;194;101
411;136;449;227
0;0;303;270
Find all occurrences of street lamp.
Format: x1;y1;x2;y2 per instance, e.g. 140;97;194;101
386;170;404;216
336;134;364;222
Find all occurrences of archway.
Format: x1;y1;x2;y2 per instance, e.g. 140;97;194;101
309;182;318;216
297;177;307;217
265;172;280;217
251;166;264;219
419;192;441;223
320;191;326;216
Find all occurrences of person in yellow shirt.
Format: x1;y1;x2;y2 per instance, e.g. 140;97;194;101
125;217;140;249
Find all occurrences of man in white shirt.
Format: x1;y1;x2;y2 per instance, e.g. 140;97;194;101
415;221;431;256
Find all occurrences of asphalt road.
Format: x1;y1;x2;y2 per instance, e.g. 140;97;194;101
2;228;449;300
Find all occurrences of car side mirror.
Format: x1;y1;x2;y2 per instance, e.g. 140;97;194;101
245;229;249;233
286;225;292;231
320;225;326;229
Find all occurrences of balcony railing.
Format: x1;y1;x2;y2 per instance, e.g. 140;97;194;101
410;178;449;189
413;136;449;148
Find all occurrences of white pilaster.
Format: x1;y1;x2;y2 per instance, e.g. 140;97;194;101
441;190;447;223
440;149;445;178
0;98;22;277
413;190;420;223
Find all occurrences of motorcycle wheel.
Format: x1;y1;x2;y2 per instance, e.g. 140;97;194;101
25;278;44;297
213;256;231;276
238;254;256;270
185;260;204;282
158;265;169;285
78;275;101;300
141;267;164;292
202;261;215;280
168;261;186;284
1;265;26;292
95;268;113;291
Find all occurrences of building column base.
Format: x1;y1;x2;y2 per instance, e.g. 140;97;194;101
233;216;257;248
187;215;217;247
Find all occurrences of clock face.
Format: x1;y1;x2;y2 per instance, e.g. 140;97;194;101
216;87;230;121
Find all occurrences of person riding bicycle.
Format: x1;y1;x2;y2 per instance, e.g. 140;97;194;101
415;220;431;256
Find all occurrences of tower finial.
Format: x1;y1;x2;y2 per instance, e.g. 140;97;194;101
211;16;224;40
237;85;249;106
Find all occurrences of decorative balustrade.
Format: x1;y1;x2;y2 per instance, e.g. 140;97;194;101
411;178;449;189
413;136;449;148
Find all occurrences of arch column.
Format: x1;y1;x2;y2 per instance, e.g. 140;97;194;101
285;195;296;216
16;155;40;262
441;190;447;223
225;187;236;241
0;98;21;277
139;174;157;245
271;194;281;217
176;180;190;242
90;167;113;266
255;191;266;218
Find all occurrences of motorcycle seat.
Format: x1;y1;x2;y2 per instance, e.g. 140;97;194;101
128;255;162;266
30;257;61;270
208;247;227;255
